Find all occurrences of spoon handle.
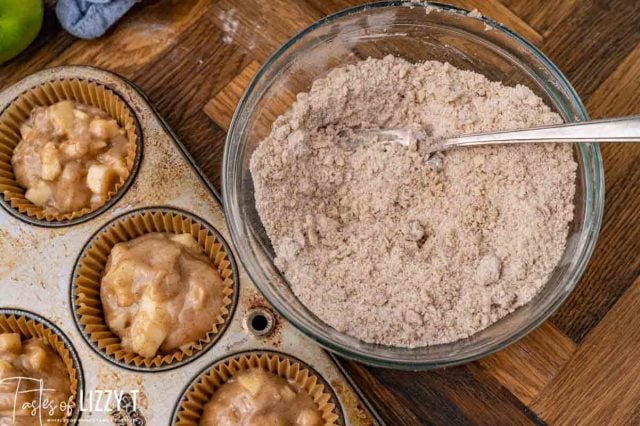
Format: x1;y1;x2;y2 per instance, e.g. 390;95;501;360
446;116;640;148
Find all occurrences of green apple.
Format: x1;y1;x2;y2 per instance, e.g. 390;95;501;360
0;0;43;64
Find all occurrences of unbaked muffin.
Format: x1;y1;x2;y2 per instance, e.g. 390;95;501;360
11;100;130;214
0;333;72;425
100;233;226;358
200;368;324;426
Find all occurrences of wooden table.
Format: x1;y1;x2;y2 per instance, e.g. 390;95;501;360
2;1;639;424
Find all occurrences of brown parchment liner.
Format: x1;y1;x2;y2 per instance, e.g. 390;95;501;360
0;313;80;420
174;351;342;425
72;209;235;369
0;78;139;222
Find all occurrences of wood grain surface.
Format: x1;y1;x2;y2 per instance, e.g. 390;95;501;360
1;1;639;424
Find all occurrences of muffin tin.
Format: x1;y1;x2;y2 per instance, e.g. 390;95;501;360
0;66;379;425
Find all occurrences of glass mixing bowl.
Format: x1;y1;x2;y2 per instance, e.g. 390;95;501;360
222;1;604;369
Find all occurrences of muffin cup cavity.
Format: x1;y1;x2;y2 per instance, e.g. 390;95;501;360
0;78;141;225
173;351;343;425
0;309;83;423
71;207;237;371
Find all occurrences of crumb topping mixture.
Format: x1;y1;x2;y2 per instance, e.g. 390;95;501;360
251;56;576;347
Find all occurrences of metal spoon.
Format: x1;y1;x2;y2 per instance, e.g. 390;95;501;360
343;116;640;154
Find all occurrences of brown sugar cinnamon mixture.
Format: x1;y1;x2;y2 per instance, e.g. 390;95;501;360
250;56;576;347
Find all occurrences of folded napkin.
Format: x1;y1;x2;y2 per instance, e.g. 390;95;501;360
56;0;137;39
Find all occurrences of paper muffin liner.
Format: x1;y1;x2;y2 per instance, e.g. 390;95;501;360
173;351;343;425
0;310;82;423
0;78;140;223
71;207;237;371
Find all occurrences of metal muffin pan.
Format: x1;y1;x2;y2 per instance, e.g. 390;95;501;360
0;66;379;425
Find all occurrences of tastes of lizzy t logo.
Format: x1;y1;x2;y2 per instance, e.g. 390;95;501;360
0;376;73;424
0;376;139;424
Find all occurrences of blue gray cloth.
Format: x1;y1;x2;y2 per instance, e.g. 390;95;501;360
56;0;137;40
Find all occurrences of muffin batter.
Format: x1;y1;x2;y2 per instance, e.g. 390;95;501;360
11;100;130;214
0;333;71;425
200;368;323;426
101;233;226;358
251;56;577;347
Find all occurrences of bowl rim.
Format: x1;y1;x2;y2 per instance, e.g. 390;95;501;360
222;1;604;369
